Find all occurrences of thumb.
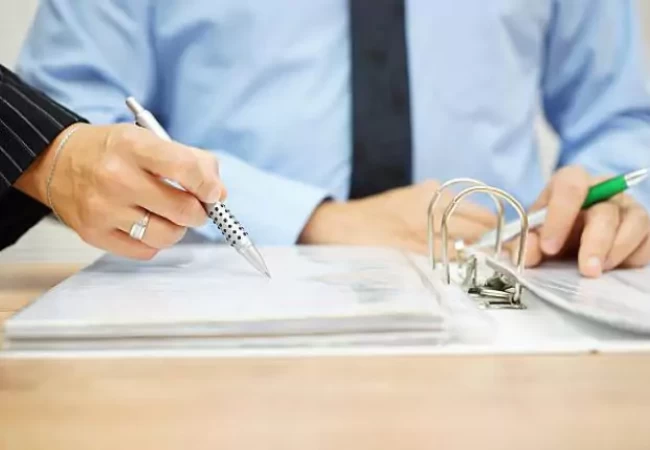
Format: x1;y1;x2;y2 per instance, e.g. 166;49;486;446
115;126;225;203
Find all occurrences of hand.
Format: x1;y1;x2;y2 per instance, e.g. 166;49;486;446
524;166;650;277
15;123;226;260
299;180;498;257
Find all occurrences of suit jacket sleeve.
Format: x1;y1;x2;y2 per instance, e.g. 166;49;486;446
0;64;87;250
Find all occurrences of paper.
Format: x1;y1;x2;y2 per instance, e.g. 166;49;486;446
5;246;450;346
486;257;650;334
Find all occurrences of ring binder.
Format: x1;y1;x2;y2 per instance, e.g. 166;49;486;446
428;180;530;309
427;178;505;270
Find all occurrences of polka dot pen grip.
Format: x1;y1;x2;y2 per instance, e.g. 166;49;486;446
206;202;249;247
127;97;270;278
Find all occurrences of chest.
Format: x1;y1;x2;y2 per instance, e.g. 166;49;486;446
152;0;552;67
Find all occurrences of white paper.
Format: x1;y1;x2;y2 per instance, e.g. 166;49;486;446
486;257;650;334
5;246;450;344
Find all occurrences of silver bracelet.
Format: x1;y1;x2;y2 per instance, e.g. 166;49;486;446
46;124;82;225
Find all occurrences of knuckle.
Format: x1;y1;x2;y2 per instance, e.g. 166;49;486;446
628;206;650;230
175;197;204;225
96;155;128;190
558;178;588;200
557;165;588;179
111;124;143;151
200;154;220;182
173;152;200;179
589;203;620;225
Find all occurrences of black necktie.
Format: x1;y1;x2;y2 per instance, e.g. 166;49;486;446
348;0;413;199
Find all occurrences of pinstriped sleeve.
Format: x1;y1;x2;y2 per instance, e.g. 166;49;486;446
0;64;87;250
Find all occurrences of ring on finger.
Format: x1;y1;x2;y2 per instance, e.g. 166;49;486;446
129;210;151;241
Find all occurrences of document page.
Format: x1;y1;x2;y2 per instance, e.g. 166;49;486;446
6;246;447;339
487;257;650;334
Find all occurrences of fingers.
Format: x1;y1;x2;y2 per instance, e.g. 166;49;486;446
131;170;208;228
454;201;499;229
136;141;224;203
622;234;650;268
110;125;226;204
81;228;159;261
524;232;544;268
577;203;620;277
116;207;187;250
95;157;207;228
449;216;495;243
604;204;650;270
540;166;590;256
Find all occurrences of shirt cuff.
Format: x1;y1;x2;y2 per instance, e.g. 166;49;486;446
191;152;330;245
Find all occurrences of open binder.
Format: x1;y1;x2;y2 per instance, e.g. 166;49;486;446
3;178;650;351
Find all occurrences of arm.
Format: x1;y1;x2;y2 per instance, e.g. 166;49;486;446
524;0;650;275
0;65;87;250
541;0;650;210
16;0;329;245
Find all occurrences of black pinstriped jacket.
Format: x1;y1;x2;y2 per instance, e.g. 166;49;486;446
0;64;86;250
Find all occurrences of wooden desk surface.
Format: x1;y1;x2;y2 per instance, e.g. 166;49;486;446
2;263;650;450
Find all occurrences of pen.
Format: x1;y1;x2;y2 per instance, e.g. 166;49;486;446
125;97;271;278
473;168;649;248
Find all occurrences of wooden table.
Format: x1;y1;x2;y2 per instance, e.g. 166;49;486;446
2;263;650;450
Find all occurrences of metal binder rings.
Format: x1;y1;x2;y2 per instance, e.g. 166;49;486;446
427;179;530;309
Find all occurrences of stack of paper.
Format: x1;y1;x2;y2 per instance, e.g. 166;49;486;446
486;256;650;335
4;246;456;350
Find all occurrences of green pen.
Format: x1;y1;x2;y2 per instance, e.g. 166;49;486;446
474;168;649;247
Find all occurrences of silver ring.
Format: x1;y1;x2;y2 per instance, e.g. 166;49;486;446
129;211;151;241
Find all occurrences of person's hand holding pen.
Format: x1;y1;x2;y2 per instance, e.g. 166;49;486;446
511;165;650;277
15;123;226;260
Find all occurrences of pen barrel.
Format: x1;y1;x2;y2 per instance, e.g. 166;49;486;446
206;202;249;248
583;177;626;208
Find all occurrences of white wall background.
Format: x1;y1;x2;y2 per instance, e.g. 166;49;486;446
0;0;649;261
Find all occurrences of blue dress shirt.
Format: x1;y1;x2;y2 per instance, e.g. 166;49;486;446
17;0;650;244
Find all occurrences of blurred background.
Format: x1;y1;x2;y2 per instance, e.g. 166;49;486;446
1;0;649;262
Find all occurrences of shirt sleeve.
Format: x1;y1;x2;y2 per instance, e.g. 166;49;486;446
0;65;87;250
542;0;650;210
16;0;330;245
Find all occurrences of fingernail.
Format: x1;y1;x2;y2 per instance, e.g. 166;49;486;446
586;257;602;276
541;238;559;255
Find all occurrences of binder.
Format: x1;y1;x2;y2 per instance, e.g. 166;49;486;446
426;178;650;335
3;178;650;352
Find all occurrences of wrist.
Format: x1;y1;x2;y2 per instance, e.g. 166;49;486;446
298;200;346;244
299;199;368;245
14;123;88;206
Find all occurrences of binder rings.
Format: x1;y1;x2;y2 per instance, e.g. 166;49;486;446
426;178;650;335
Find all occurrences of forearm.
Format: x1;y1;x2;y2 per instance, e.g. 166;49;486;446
0;65;87;249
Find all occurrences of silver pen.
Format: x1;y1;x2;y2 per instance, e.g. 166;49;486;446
126;97;271;278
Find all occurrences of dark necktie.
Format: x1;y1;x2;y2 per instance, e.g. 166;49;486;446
348;0;413;199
